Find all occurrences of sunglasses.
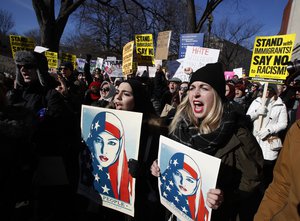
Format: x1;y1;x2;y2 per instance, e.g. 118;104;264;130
100;87;110;92
17;64;36;70
180;86;188;91
59;67;70;71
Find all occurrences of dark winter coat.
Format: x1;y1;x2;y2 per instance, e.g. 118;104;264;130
170;105;264;221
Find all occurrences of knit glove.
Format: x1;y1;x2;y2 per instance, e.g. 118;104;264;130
257;128;270;140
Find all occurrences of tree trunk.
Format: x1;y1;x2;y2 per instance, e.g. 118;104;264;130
32;0;85;52
186;0;196;33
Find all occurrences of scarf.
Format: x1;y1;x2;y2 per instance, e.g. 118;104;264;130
171;104;236;155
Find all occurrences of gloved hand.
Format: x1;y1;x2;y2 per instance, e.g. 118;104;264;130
128;159;140;178
256;106;268;116
257;128;270;140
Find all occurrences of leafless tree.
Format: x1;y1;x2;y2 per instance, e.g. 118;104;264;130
0;9;15;35
32;0;226;53
212;17;263;70
24;28;41;45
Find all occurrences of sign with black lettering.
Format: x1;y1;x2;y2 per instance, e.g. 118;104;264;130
9;35;35;58
61;52;77;69
249;34;296;83
135;34;154;66
45;51;58;69
122;41;134;75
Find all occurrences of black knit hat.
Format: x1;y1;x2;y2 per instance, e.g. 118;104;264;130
189;62;226;101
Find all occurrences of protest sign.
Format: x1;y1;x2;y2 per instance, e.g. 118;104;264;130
179;33;204;59
96;57;104;69
249;34;296;84
45;51;58;69
61;52;77;69
103;59;122;77
79;105;142;217
135;34;154;56
158;136;220;221
136;59;162;78
224;71;235;80
233;67;243;78
9;35;35;58
182;46;220;73
155;30;172;60
122;41;134;75
172;59;190;82
135;34;155;66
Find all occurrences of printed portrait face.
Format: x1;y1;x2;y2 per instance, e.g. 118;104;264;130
173;168;199;196
87;112;124;168
93;130;122;168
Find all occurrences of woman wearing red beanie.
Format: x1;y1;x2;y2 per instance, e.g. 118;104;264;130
83;81;101;105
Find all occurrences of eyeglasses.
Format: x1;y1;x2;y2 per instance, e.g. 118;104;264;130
17;64;36;70
180;86;188;91
100;87;110;92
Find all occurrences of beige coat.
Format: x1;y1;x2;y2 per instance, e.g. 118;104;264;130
254;120;300;221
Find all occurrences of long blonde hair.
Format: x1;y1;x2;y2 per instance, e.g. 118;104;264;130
169;89;224;135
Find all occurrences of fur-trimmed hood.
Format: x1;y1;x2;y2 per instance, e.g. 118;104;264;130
14;50;55;88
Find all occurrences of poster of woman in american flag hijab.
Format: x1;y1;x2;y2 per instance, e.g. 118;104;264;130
158;136;221;221
79;105;142;217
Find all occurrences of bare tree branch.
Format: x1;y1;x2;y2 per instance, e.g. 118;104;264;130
195;0;223;33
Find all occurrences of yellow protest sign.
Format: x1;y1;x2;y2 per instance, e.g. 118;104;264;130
45;51;58;69
61;52;77;69
135;34;155;66
135;34;154;56
249;34;296;82
122;41;134;76
9;35;35;58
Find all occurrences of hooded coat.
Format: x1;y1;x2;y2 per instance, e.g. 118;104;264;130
8;51;81;185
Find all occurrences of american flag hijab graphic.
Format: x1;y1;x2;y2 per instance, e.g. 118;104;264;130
160;153;208;221
86;111;132;203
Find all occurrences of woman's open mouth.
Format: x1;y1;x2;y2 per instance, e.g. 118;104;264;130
193;100;204;113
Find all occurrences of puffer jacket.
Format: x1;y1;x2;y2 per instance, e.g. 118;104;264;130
247;96;288;160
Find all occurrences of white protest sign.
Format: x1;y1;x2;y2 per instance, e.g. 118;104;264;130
182;46;220;72
172;58;190;82
233;67;243;78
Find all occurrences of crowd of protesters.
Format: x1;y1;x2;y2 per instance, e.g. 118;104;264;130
1;50;300;221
